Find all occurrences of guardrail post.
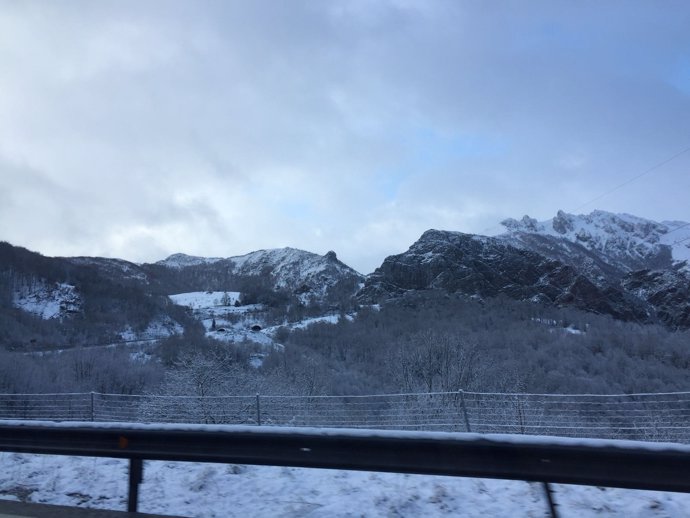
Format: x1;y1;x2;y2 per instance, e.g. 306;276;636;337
90;392;95;422
256;393;262;426
542;482;559;518
459;390;471;432
128;458;144;513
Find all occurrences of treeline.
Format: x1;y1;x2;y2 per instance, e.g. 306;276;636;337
0;346;162;394
261;291;690;395
3;288;690;399
0;331;306;399
0;242;199;351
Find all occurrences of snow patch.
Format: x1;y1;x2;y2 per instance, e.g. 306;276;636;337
169;291;241;309
288;314;341;330
12;282;81;319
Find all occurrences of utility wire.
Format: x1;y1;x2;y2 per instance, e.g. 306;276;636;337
483;144;690;236
572;145;690;213
479;145;690;327
665;221;690;236
671;235;690;246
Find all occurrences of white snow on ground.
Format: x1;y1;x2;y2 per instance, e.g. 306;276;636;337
210;324;275;347
288;314;341;330
169;291;241;309
12;282;81;319
169;291;274;347
141;318;184;339
2;425;690;516
564;326;584;335
118;318;184;343
169;290;351;349
660;220;690;263
1;453;689;517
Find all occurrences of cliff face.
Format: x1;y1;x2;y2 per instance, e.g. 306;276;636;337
359;210;690;329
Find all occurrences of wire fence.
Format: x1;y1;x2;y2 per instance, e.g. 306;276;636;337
0;390;689;443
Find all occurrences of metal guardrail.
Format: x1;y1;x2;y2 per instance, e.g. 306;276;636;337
2;421;690;517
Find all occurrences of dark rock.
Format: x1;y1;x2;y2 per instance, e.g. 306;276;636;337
358;229;657;326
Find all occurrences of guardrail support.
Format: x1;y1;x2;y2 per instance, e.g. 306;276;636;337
542;482;559;518
128;458;144;513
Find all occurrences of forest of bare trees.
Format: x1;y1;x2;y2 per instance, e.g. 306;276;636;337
2;291;688;403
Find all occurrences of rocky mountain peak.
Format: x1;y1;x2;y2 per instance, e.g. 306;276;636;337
359;210;690;329
500;210;686;272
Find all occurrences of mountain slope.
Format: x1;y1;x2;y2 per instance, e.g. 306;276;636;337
153;248;364;305
359;211;690;329
0;242;192;350
358;230;650;322
0;240;364;350
501;210;689;271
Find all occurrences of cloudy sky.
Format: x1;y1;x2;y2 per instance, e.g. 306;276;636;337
1;1;689;273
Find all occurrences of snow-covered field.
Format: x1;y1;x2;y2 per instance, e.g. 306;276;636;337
169;291;242;309
1;452;688;517
168;291;353;352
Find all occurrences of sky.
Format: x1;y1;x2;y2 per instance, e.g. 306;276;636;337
1;1;689;274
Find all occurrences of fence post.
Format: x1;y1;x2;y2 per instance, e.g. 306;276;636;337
90;392;95;422
256;393;262;426
459;390;471;432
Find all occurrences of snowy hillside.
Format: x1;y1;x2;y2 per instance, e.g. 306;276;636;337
12;281;81;319
67;256;149;282
168;291;271;347
158;247;363;305
231;248;361;299
501;210;690;270
169;291;241;309
660;220;690;264
156;253;223;269
168;290;351;354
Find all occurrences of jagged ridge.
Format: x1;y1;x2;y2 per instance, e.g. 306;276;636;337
359;210;690;329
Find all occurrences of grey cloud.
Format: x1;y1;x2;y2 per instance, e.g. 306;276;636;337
1;1;689;272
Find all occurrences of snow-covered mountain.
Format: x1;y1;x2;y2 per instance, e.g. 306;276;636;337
501;210;690;272
359;210;690;329
155;253;223;269
12;281;81;319
0;240;364;351
358;229;650;322
156;247;364;303
2;209;688;352
0;242;195;351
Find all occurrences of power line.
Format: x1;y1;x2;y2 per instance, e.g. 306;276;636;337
482;144;690;236
665;221;690;236
572;145;690;213
671;235;690;247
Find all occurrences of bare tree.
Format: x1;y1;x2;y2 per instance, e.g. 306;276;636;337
392;329;479;393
